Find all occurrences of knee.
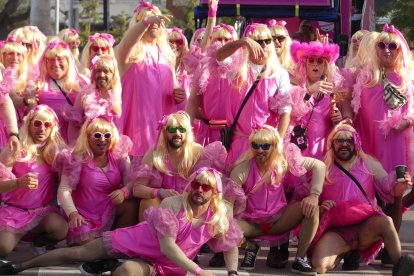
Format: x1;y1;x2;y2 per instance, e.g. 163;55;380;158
311;259;329;274
113;262;148;276
42;214;68;240
381;216;395;229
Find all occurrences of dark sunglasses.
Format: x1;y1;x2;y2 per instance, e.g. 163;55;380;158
255;39;272;45
377;41;398;51
91;45;109;52
272;36;286;43
191;181;213;192
307;56;325;65
93;132;112;140
333;138;354;145
251;142;272;151
22;42;33;49
215;37;231;43
166;126;187;133
33;120;53;129
169;39;184;46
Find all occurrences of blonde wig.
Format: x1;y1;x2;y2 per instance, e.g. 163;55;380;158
73;117;120;162
235;25;280;90
207;25;238;47
0;41;29;96
19;105;65;166
12;26;46;66
58;28;80;60
268;24;294;74
236;125;287;184
168;28;189;60
344;30;369;68
183;169;229;237
153;111;203;178
80;35;115;70
38;40;81;93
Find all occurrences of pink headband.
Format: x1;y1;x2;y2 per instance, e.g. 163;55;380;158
6;35;24;46
185;167;223;193
332;127;361;151
134;0;154;13
89;33;115;47
212;23;236;36
70;29;78;35
242;23;268;38
88;114;114;124
383;24;410;68
29;104;59;123
267;19;289;35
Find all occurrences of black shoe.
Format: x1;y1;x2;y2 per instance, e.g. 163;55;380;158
0;262;18;275
209;252;225;267
382;249;394;268
240;245;260;270
266;245;289;268
193;255;200;265
291;257;316;276
200;244;211;254
80;259;119;275
342;250;360;271
393;254;414;276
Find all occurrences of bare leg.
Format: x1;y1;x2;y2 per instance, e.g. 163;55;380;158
297;207;319;258
114;198;139;229
112;259;153;276
385;196;402;231
16;238;111;272
138;198;161;222
312;231;351;274
0;232;25;258
236;220;262;239
32;213;68;246
268;202;303;234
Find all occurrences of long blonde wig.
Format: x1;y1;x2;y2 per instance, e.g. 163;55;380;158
268;24;294;74
80;35;115;70
12;26;46;66
344;30;369;68
153;111;203;178
236;125;287;184
19;105;65;166
58;28;80;60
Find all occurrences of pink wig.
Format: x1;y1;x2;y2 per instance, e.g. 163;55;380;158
290;41;339;65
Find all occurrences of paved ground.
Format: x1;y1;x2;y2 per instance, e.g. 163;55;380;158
3;209;414;275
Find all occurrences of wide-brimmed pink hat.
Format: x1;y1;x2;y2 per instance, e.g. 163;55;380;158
290;41;339;65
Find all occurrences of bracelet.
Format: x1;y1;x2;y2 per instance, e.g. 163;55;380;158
157;188;164;198
152;188;158;199
228;270;238;276
193;266;201;275
8;132;19;140
121;187;129;199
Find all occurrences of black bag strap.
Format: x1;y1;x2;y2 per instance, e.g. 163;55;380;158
229;68;264;131
302;93;322;133
334;160;370;203
52;79;74;106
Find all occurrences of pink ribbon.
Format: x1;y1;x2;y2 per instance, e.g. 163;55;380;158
267;19;287;28
70;29;78;35
242;23;268;38
88;33;115;47
47;40;68;50
383;24;410;68
157;115;169;130
185;167;223;193
134;0;155;13
212;23;236;35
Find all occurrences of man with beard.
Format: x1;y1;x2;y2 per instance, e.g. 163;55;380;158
131;110;226;221
0;167;242;276
309;123;414;276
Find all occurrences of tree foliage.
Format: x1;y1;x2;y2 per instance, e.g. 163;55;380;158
390;0;414;46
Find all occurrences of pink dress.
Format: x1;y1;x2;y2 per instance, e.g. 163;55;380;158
311;158;395;264
0;161;59;233
225;67;292;165
353;69;414;173
103;205;243;276
65;153;126;244
118;47;175;157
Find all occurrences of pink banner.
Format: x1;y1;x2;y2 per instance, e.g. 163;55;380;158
200;0;332;6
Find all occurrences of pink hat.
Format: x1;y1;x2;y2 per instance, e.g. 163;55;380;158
290;41;339;65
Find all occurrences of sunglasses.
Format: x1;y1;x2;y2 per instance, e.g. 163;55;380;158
93;132;112;140
251;142;272;151
191;181;213;192
166;126;187;133
46;56;66;63
272;36;286;43
33;120;53;129
333;138;354;145
22;42;33;49
169;39;184;46
91;45;109;52
307;56;325;65
215;37;231;43
255;39;272;45
377;41;398;51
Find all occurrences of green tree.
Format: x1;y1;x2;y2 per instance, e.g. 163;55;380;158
78;0;100;43
390;0;414;46
109;11;129;44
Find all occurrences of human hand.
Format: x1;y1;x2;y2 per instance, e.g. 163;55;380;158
16;172;38;189
173;87;186;104
301;193;319;218
394;171;413;197
109;189;125;205
160;189;179;199
331;108;343;124
68;211;87;228
307;81;333;95
319;200;335;214
143;14;173;27
243;37;265;61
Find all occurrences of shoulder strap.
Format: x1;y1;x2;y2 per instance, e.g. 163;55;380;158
334;160;370;202
52;79;74;106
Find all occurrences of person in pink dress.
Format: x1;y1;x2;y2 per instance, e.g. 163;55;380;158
131;110;226;221
310;123;414;276
267;19;295;75
58;116;137;245
115;1;183;157
0;105;68;257
351;25;414;251
225;126;324;275
36;39;89;145
0;168;242;276
11;26;46;68
58;28;82;72
216;23;292;166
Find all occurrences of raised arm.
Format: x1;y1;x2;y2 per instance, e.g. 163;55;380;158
199;0;218;52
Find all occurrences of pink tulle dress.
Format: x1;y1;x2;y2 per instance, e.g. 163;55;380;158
353;69;414;173
310;158;395;264
0;161;59;233
64;153;127;244
118;47;175;157
225;68;292;165
103;205;243;275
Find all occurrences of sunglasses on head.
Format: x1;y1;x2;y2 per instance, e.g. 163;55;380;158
166;126;187;133
377;41;398;51
191;181;213;192
169;39;184;46
91;45;109;52
251;142;272;151
255;38;272;45
93;132;112;140
215;37;231;43
333;138;354;145
272;36;286;43
307;56;325;65
33;120;53;129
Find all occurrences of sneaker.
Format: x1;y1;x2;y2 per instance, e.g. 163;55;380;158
342;250;360;271
240;245;260;270
80;259;119;276
0;262;18;275
266;246;289;268
393;254;414;276
381;249;394;268
209;252;225;267
291;257;316;276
